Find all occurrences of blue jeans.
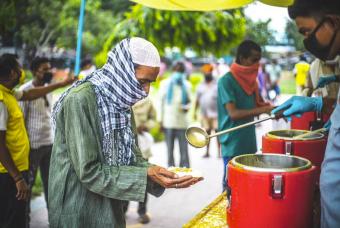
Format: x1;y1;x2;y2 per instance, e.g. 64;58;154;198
222;156;233;191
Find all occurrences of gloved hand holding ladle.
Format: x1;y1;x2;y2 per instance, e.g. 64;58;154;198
185;110;285;148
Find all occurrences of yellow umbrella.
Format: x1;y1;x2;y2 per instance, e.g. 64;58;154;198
130;0;294;11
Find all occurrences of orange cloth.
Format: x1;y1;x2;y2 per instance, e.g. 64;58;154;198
230;63;268;107
201;64;214;74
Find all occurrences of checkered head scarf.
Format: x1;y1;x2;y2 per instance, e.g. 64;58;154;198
52;37;160;166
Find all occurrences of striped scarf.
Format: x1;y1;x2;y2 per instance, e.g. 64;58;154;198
52;38;147;166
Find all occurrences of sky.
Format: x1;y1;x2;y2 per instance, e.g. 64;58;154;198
244;2;291;42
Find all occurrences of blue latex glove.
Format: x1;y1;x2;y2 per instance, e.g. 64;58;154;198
316;75;337;88
271;96;323;117
324;119;331;132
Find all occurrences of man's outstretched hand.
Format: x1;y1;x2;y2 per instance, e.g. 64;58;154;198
147;166;203;189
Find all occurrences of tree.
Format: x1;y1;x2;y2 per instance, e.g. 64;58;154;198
244;18;277;46
284;20;305;51
0;0;67;65
0;0;127;66
95;5;246;66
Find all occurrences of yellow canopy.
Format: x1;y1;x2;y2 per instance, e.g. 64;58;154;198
130;0;293;11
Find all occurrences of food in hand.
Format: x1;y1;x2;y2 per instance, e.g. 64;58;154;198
168;167;203;178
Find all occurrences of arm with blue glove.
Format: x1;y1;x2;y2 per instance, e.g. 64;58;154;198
271;96;335;119
316;75;340;88
323;119;332;132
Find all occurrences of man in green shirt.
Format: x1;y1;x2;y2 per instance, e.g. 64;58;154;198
217;40;273;189
48;37;202;228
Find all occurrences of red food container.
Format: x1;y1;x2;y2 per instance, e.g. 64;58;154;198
291;111;331;130
227;154;317;228
262;129;326;183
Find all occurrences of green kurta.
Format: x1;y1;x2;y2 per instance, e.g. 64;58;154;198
48;82;164;228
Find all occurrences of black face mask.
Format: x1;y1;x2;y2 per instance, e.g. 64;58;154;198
304;18;338;61
205;74;213;82
42;72;53;84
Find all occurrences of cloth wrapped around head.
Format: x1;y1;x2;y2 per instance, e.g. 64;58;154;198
52;37;160;166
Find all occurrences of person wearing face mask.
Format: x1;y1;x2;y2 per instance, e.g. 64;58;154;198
194;64;220;158
159;61;192;168
271;1;340;227
48;38;202;227
19;57;71;223
217;40;274;190
0;54;75;228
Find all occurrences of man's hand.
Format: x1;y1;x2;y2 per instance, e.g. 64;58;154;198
59;75;76;87
271;96;323;117
147;166;203;189
259;105;274;115
316;75;337;88
16;178;30;201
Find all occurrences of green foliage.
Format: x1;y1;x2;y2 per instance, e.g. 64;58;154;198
0;0;67;65
0;0;130;66
32;171;43;197
150;123;165;142
95;5;246;66
56;0;120;57
285;20;305;51
245;18;277;46
279;72;296;94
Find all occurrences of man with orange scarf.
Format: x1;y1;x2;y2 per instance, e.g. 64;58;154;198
217;40;274;190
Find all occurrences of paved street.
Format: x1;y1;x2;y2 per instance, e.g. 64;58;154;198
30;96;291;228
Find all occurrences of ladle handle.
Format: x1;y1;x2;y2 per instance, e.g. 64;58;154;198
293;128;327;139
209;115;274;138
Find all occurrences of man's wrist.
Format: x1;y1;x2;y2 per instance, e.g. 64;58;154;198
12;172;23;182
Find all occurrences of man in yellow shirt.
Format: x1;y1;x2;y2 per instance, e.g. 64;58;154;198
0;54;74;228
294;55;310;95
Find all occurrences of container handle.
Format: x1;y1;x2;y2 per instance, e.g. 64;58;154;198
271;174;284;199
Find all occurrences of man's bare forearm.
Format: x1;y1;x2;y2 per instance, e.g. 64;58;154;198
21;82;63;101
0;145;22;180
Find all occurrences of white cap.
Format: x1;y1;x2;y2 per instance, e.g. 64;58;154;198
130;37;161;68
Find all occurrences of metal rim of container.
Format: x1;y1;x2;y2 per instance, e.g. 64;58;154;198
266;129;324;141
230;153;312;173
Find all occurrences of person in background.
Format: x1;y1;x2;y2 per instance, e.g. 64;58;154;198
78;58;96;80
294;55;310;95
0;54;74;228
304;56;340;99
217;40;274;190
266;59;282;101
194;63;220;158
19;57;73;222
48;38;202;227
123;97;157;224
160;62;191;168
213;58;230;78
257;63;271;101
272;0;340;227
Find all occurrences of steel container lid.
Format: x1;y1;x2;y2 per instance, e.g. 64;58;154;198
231;154;312;172
266;129;324;141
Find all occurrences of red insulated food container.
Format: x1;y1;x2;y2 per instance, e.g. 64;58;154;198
227;154;317;228
291;111;331;130
262;129;326;183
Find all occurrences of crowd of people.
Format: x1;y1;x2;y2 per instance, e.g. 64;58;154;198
0;0;340;227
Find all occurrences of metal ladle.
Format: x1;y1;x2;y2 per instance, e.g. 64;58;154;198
186;113;283;148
